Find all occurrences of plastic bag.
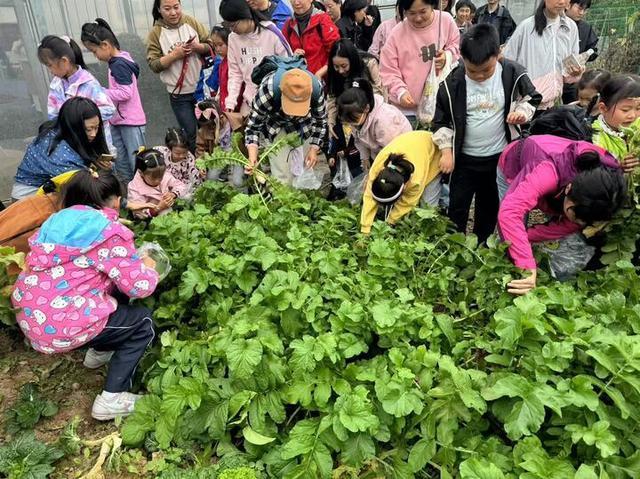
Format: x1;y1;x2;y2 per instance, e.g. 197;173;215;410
332;156;353;190
539;233;595;281
416;65;438;125
346;173;368;205
289;145;304;177
137;242;172;281
292;167;323;190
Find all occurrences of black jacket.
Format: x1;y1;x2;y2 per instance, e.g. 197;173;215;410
473;5;516;45
336;16;375;51
576;20;599;61
433;59;542;161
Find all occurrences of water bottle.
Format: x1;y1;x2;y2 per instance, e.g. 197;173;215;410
562;49;594;76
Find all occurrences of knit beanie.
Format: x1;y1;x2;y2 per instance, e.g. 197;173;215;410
219;0;253;22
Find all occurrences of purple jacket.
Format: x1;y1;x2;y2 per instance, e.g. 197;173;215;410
106;51;146;126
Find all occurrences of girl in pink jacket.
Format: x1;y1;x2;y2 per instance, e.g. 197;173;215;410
219;0;292;115
497;135;625;295
127;148;189;219
380;0;460;118
338;79;412;169
11;170;159;421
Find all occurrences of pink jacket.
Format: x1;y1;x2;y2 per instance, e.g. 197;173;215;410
106;51;146;126
127;169;189;217
352;94;412;161
226;21;291;113
380;13;460;114
498;136;619;270
11;206;158;354
368;18;398;57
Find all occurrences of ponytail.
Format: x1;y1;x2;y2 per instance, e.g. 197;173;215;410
165;128;189;149
337;78;376;124
575;150;601;172
81;18;121;49
62;169;123;209
38;35;87;70
135;148;166;173
533;1;546;36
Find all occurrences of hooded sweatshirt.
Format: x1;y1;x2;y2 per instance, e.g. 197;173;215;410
361;131;441;233
11;205;158;354
368;17;398;57
106;51;146;126
497;135;620;270
352;94;412;162
380;12;460;115
146;14;210;94
226;21;292;113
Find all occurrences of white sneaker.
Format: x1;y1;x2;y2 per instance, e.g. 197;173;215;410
83;349;114;369
91;391;142;421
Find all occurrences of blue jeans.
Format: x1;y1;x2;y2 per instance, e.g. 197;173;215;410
112;125;145;183
169;94;197;152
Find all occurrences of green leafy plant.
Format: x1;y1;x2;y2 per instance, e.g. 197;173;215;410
5;383;58;434
117;182;640;477
0;246;24;327
0;432;63;479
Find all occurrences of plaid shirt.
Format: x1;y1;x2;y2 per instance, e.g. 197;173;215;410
245;74;327;149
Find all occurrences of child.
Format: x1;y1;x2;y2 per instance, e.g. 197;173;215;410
361;131;442;233
11;169;159;420
219;0;292;115
433;24;541;243
592;74;640;173
128;148;189;218
454;0;475;36
38;35;115;149
81;19;146;183
338;79;411;172
573;69;610;118
154;128;204;194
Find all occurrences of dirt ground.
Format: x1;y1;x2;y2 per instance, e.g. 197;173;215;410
0;328;146;478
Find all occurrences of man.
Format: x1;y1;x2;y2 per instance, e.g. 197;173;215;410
563;0;599;103
473;0;516;46
245;67;327;186
247;0;293;29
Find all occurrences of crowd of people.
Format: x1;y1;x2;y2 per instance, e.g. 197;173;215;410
1;0;640;420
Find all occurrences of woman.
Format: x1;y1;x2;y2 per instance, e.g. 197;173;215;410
502;0;581;111
497;135;625;295
323;0;342;22
336;0;376;51
361;130;442;233
380;0;460;120
283;0;341;78
12;97;109;201
147;0;211;152
326;39;385;136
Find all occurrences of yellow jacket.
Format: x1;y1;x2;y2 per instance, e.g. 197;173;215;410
361;131;441;234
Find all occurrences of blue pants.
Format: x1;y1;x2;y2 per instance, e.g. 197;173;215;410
169;94;197;152
86;304;155;392
112;125;145;184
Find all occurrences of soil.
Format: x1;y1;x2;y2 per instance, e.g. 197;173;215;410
0;328;145;478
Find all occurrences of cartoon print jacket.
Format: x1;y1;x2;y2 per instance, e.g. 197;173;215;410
11;205;159;354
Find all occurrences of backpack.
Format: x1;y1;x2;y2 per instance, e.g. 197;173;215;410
251;55;322;106
528;105;593;142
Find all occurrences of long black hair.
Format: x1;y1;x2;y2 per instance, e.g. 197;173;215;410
337;78;376;124
371;153;415;202
81;18;121;49
533;0;548;36
62;169;123;209
37;35;87;70
567;151;626;225
342;0;368;21
327;39;375;97
39;97;109;163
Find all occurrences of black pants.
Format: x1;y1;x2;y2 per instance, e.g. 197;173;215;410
169;93;197;153
448;154;500;244
86;304;155;393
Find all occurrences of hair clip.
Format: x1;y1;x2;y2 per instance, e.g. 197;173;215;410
387;164;399;171
137;146;147;155
89;167;99;178
352;80;360;88
59;35;71;44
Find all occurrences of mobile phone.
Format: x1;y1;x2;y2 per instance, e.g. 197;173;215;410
98;154;115;163
186;35;196;44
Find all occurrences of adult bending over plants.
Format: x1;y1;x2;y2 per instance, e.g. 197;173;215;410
497;135;626;295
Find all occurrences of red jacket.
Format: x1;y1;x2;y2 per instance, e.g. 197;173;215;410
218;57;243;113
282;9;340;75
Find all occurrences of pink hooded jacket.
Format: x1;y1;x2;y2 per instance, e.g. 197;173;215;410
498;135;620;270
11;206;158;354
380;12;460;115
352;94;412;162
